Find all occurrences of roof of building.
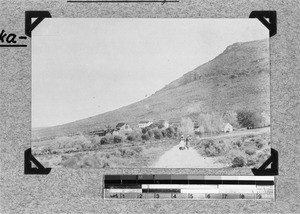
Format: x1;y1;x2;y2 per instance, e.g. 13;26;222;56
158;119;168;123
139;120;151;124
116;123;126;128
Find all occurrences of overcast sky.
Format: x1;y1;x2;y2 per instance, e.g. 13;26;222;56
32;18;268;128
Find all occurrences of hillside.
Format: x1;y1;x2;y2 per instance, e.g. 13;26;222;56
33;39;270;140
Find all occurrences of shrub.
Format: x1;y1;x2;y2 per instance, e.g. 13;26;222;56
100;137;109;145
118;148;138;158
53;136;73;149
105;133;114;142
127;135;135;141
245;149;256;156
165;127;174;138
157;124;164;129
114;135;123;143
149;123;157;129
147;130;154;138
131;146;143;153
233;140;243;148
161;130;166;138
141;128;148;134
131;130;142;140
153;129;163;140
255;149;270;164
230;74;237;79
255;139;268;149
199;139;230;157
41;147;52;155
173;127;179;137
246;159;256;166
92;135;101;148
110;149;121;157
53;134;92;151
81;142;92;151
73;134;90;145
232;156;246;167
141;134;150;141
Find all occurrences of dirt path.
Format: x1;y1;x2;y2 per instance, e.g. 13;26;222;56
150;144;226;168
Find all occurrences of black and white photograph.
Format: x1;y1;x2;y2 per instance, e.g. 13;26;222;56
31;18;271;169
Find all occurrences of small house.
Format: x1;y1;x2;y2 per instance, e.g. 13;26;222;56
157;120;170;128
138;120;153;129
89;130;106;136
222;123;233;133
115;123;132;132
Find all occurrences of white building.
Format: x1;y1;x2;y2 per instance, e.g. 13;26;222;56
157;120;170;128
222;123;233;133
115;123;132;133
138;121;153;128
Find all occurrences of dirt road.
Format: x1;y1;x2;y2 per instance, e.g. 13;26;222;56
151;144;226;168
197;127;270;140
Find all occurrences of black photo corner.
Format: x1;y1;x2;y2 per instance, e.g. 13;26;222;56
24;148;51;174
24;11;52;175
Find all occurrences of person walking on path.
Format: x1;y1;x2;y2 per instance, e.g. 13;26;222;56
179;135;186;150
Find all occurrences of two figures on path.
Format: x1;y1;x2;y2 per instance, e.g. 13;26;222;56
179;135;191;150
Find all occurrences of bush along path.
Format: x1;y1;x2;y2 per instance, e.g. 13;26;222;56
150;143;227;168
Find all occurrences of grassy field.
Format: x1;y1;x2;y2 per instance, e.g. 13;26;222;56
32;134;178;169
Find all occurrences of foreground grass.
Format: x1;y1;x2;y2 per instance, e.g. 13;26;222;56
194;129;270;168
34;138;178;169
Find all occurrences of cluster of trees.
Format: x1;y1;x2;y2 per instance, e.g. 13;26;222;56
141;126;178;141
180;109;270;136
196;113;225;135
237;110;270;128
97;125;179;145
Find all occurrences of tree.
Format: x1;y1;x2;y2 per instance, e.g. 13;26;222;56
92;135;101;147
153;129;163;139
210;113;224;133
141;134;150;141
180;117;194;136
237;110;263;128
165;127;174;138
222;110;239;128
100;137;109;145
197;113;211;134
105;125;113;134
197;113;224;135
113;135;123;143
